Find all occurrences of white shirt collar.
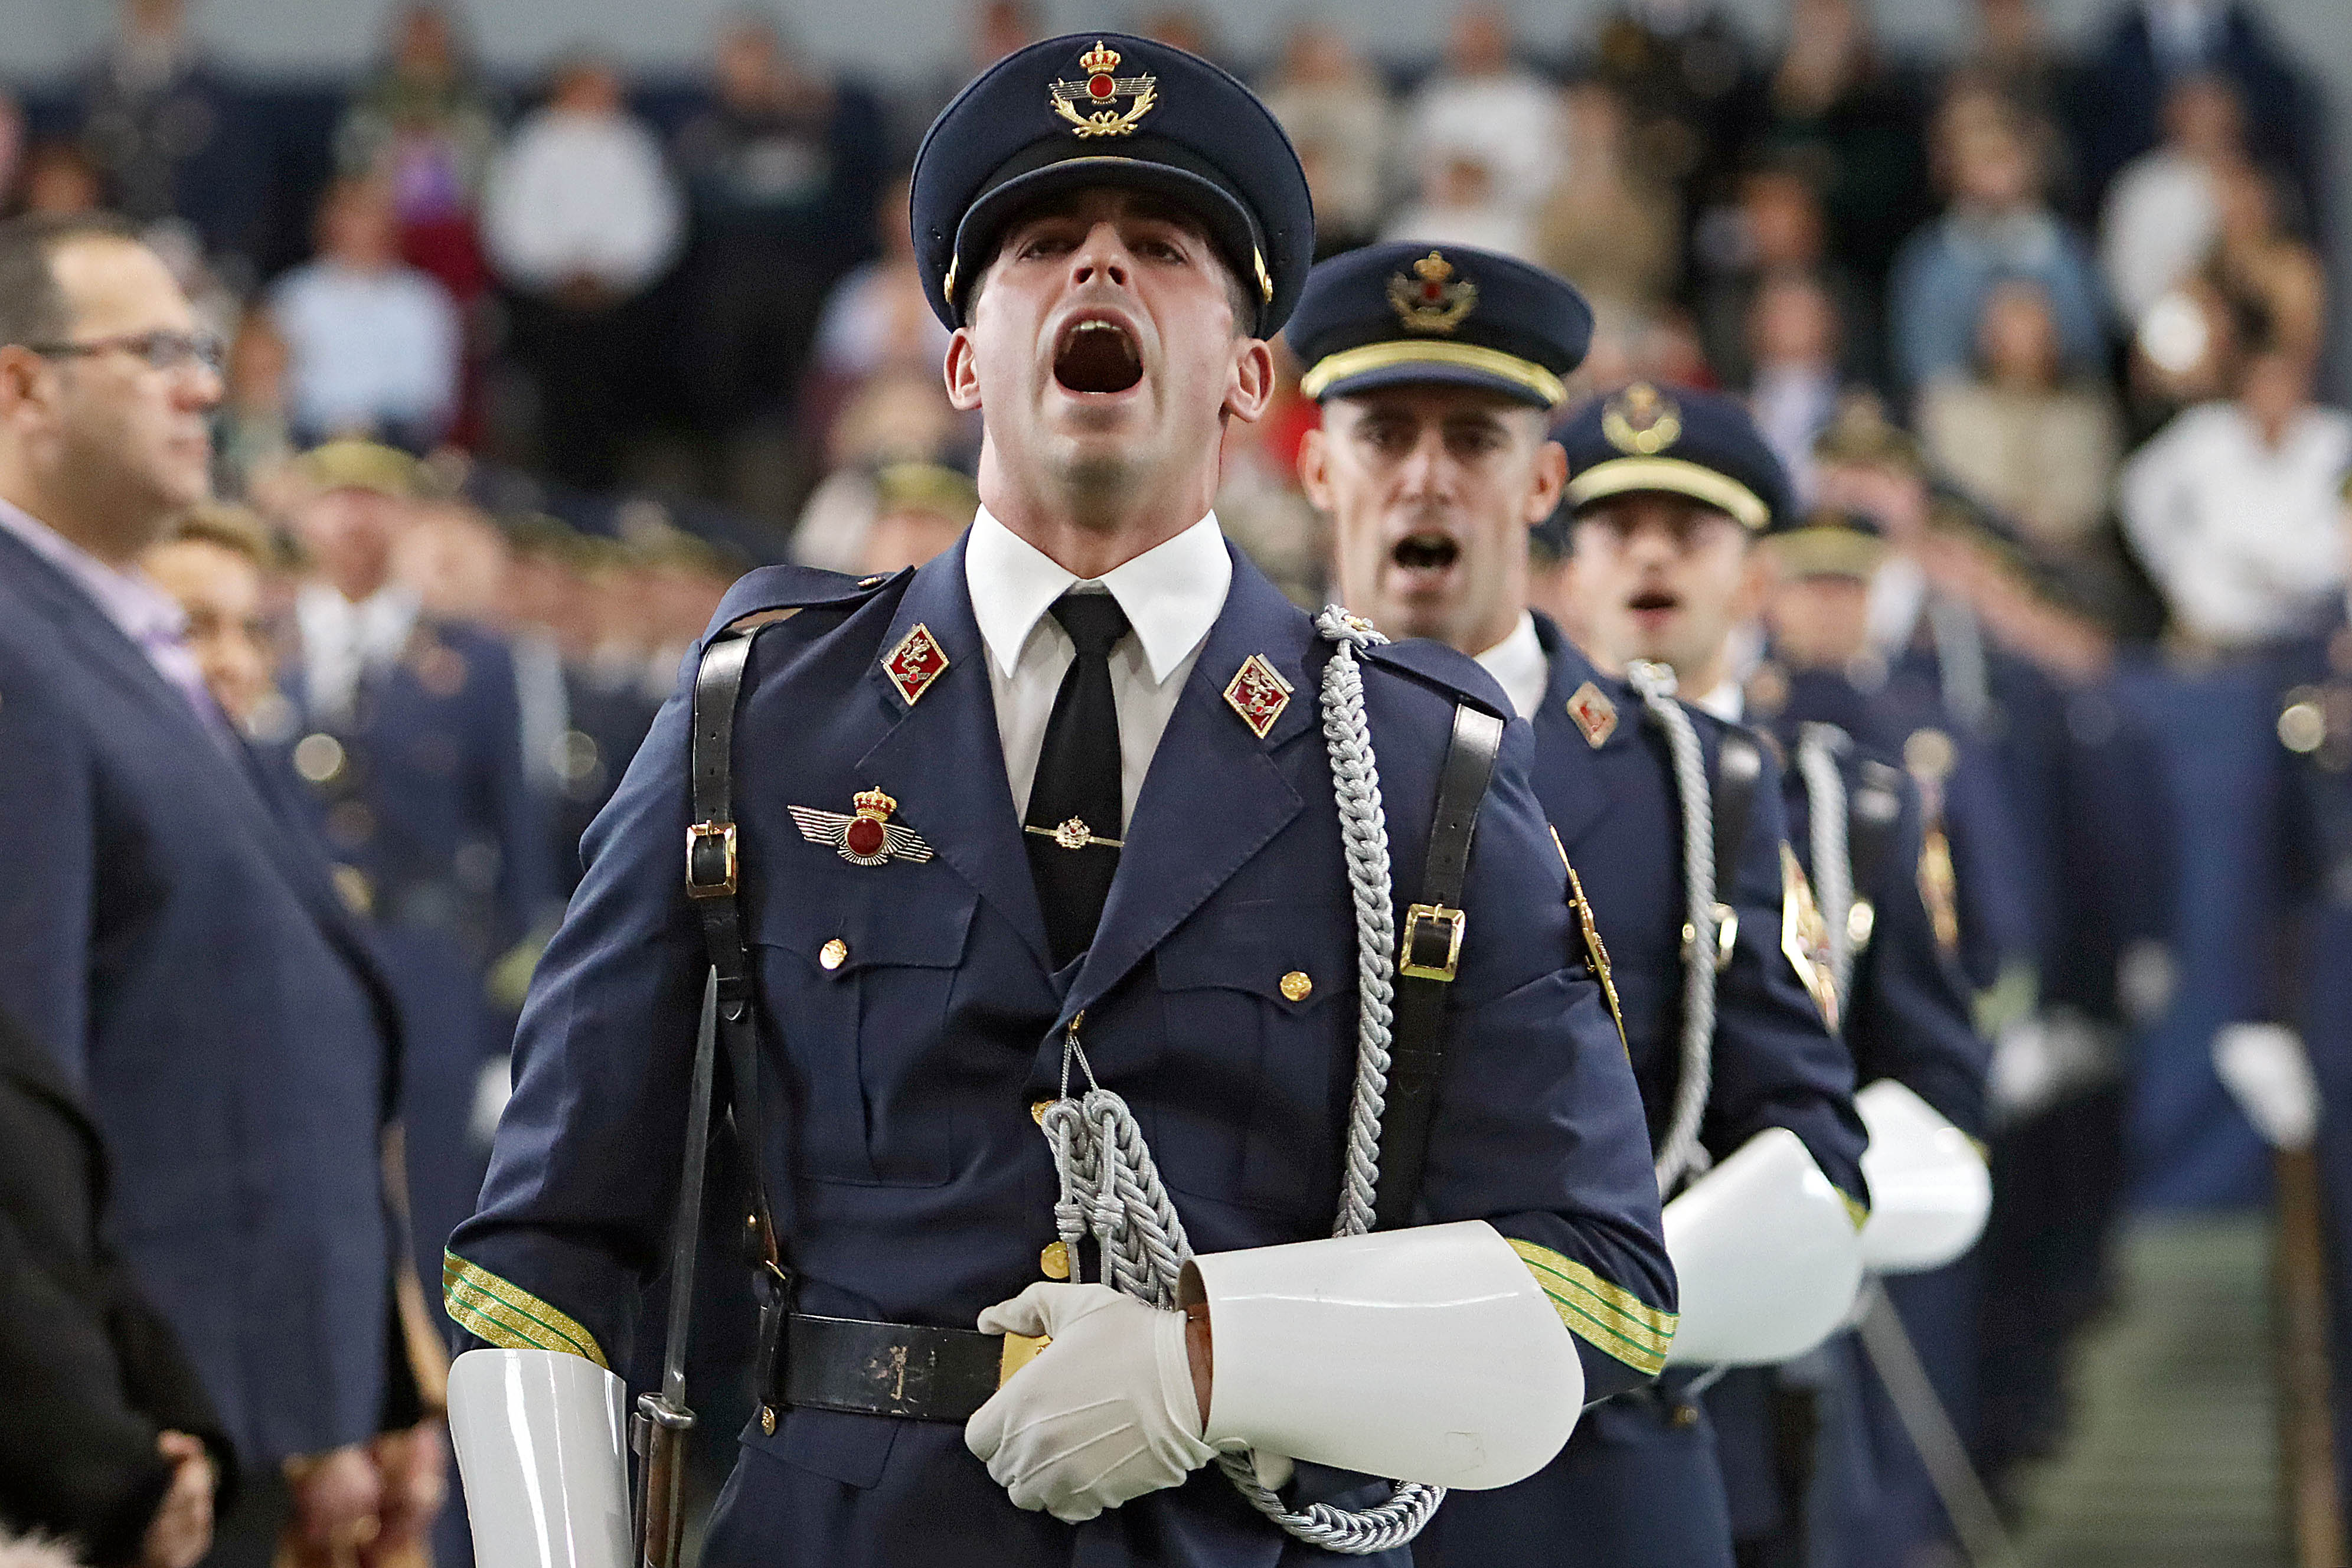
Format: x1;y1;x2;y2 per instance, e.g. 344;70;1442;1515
1472;610;1549;721
1694;679;1744;723
964;505;1231;685
0;496;188;649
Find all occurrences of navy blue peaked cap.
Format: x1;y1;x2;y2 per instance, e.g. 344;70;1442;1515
1558;382;1794;533
1287;241;1593;409
910;33;1313;338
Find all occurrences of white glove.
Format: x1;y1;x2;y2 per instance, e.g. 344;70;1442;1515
963;1282;1216;1522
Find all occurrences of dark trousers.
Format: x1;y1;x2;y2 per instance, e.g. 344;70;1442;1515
200;1467;292;1568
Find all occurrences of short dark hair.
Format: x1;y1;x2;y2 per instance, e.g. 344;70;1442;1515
0;211;144;349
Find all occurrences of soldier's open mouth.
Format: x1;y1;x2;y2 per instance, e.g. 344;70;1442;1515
1629;590;1679;615
1392;534;1459;570
1054;318;1144;394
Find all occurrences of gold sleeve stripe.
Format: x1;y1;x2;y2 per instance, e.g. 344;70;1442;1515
443;1251;609;1370
1839;1189;1870;1232
1508;1238;1675;1376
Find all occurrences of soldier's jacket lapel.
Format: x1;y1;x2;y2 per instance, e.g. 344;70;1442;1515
1530;612;1619;849
1066;553;1318;1021
855;539;1053;971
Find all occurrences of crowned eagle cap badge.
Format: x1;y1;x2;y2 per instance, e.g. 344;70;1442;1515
1388;251;1478;334
1048;41;1158;138
1602;382;1683;455
790;789;936;867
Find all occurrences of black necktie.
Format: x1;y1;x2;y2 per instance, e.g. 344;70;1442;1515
1024;591;1131;968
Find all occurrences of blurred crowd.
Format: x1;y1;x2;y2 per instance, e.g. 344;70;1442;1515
1;0;2347;1563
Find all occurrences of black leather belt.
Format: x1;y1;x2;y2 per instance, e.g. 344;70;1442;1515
770;1314;1043;1422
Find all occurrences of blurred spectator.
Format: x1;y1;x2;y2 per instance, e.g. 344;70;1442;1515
17;142;105;218
860;460;979;576
268;176;460;450
0;92;22;207
482;55;684;491
1918;279;2124;554
393;497;510;624
2205;161;2326;364
804;175;957;449
1402;5;1563;232
214;307;294;500
1964;0;2076;130
1135;8;1222;63
1745;269;1845;499
2075;0;2321;232
1533;83;1680;318
140;504;279;729
1730;0;1928;286
335;3;502;304
1382;149;1530;260
1694;160;1879;390
1584;0;1753;222
673;14;887;518
74;0;266;280
1888;85;2105;398
899;0;1040;158
0;1005;230;1568
792;371;967;573
1260;20;1396;257
2098;73;2248;325
2119;345;2351;654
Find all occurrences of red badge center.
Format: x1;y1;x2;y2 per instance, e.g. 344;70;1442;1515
1089;74;1116;98
844;816;887;857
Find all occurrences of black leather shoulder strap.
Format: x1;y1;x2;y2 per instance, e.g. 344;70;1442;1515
687;627;781;1271
1847;759;1907;899
1374;702;1506;1230
1711;730;1764;899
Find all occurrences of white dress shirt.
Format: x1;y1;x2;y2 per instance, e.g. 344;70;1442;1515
482;108;685;297
1472;610;1550;722
269;259;461;437
296;582;423;723
965;506;1231;828
2119;400;2352;648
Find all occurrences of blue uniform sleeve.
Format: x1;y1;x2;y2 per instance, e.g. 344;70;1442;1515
1415;715;1678;1402
1705;742;1870;1216
476;638;561;948
443;659;709;1371
0;658;94;1084
1848;776;1993;1139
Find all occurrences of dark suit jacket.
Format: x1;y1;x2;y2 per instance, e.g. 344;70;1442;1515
0;1005;235;1567
0;524;409;1465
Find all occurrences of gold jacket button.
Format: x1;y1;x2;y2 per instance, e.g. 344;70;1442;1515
760;1404;778;1435
1280;970;1312;1002
819;938;848;971
1040;1240;1072;1280
1031;1097;1054;1124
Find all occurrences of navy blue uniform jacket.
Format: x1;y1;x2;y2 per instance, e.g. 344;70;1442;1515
448;542;1675;1567
0;526;404;1466
1422;616;1866;1568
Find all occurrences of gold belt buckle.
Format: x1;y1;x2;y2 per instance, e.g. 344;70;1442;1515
685;821;739;897
1399;903;1467;982
998;1332;1050;1386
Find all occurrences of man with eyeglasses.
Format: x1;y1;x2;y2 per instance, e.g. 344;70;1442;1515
0;213;445;1568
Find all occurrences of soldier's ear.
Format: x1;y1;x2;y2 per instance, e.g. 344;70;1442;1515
1296;424;1333;511
943;328;983;413
1524;437;1568;527
0;344;53;425
1223;337;1273;426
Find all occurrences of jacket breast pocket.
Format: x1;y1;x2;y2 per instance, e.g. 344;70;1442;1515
1151;900;1351;1223
752;874;979;1188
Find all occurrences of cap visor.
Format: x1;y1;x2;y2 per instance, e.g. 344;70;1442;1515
1309;357;1558;409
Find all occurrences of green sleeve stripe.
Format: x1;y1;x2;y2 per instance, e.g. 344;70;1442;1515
1507;1238;1677;1347
443;1251;610;1370
1505;1238;1677;1376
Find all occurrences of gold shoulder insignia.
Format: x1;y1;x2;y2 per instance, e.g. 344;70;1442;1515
1918;826;1962;954
1781;843;1840;1031
1553;827;1625;1055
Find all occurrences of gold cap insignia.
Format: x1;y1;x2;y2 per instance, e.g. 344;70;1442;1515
883;622;950;705
1602;383;1683;455
1781;843;1840;1030
1048;41;1159;138
1224;653;1295;739
790;789;936;867
1387;251;1478;334
1902;726;1956;783
1566;681;1618;749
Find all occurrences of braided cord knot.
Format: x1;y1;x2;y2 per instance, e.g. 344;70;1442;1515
1030;606;1442;1553
1795;723;1856;1012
